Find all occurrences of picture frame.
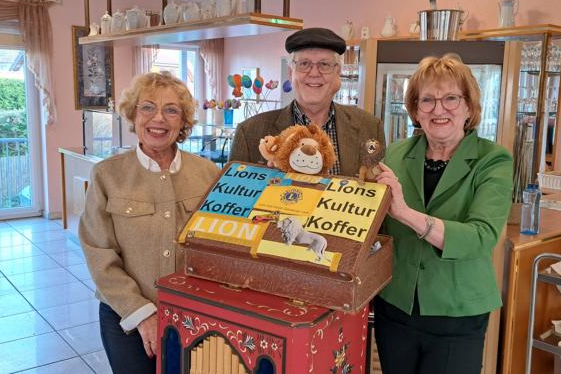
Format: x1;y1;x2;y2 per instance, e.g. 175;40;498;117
71;25;115;110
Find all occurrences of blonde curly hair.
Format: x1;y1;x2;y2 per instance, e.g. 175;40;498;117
118;71;195;143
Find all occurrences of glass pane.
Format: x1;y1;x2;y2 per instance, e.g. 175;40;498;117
375;63;503;146
0;48;31;210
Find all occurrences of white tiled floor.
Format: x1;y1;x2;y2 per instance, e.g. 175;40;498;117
0;218;111;374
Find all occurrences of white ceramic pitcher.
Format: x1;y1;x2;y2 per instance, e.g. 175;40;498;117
498;0;518;28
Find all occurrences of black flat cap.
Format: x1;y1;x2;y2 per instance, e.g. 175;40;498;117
285;28;346;55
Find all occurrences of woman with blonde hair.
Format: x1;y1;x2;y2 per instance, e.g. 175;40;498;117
373;54;513;374
79;71;219;373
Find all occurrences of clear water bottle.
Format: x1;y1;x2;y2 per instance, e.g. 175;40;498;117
520;183;541;235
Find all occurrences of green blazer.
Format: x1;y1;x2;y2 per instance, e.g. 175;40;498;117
380;130;513;317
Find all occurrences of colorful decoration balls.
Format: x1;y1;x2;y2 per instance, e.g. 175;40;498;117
232;74;242;88
282;79;292;93
232;87;243;97
227;75;235;88
253;76;264;89
241;75;252;88
253;86;262;94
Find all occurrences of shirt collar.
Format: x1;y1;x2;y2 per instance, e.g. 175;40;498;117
292;101;336;129
136;145;182;173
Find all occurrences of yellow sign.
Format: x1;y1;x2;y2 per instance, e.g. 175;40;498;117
178;211;267;249
254;185;323;216
305;179;387;241
256;240;342;271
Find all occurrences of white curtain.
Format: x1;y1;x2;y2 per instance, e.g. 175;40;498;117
133;45;159;76
199;38;223;100
0;0;56;126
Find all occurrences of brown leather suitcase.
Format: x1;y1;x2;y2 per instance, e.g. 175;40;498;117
178;161;393;313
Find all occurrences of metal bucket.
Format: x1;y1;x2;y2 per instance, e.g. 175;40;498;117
419;9;464;40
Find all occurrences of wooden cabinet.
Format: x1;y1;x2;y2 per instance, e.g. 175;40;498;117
501;207;561;374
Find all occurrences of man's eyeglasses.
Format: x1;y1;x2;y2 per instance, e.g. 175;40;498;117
292;59;339;74
136;102;182;119
417;94;465;113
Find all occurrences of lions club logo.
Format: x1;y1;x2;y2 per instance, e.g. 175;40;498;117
280;188;303;205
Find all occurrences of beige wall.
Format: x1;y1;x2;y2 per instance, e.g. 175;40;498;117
42;0;561;217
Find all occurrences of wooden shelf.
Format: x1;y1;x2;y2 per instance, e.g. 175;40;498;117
78;13;303;47
460;24;561;41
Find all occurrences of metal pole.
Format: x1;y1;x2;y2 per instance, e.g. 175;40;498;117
106;0;111;15
283;0;290;17
254;0;261;14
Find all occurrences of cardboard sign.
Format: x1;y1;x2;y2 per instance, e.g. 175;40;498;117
179;162;389;273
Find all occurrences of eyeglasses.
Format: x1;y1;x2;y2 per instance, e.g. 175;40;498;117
417;94;465;113
136;102;182;119
292;59;339;74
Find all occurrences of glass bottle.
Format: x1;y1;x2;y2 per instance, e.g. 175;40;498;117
520;183;541;235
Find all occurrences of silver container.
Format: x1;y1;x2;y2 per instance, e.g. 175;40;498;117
419;9;464;40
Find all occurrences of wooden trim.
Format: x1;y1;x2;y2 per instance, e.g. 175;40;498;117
60;152;67;230
358;38;378;114
532;33;552;178
496;41;521;152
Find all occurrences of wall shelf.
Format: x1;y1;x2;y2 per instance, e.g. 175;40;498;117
78;13;303;47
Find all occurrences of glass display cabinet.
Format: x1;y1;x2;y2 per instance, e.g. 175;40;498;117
334;44;360;106
358;40;515;148
461;25;561;201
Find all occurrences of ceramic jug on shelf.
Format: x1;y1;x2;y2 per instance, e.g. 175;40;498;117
409;20;420;35
341;20;355;41
498;0;518;28
111;9;125;33
201;0;216;19
182;1;201;22
163;1;181;24
100;11;112;35
88;23;100;36
126;7;139;30
216;0;232;17
381;16;396;37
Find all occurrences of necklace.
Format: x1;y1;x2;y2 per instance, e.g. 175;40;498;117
424;158;449;172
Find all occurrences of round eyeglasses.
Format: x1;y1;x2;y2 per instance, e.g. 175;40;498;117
136;102;182;119
292;59;339;74
417;94;465;113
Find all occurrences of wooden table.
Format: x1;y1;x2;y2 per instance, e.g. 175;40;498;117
501;204;561;374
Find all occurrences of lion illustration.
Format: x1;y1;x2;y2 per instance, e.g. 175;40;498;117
277;217;327;261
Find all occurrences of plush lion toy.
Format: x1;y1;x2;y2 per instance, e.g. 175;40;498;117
258;124;335;175
358;138;384;184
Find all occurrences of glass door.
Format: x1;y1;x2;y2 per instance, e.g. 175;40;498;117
374;62;502;146
0;47;42;219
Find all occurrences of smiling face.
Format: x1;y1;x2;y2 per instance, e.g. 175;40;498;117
416;79;470;148
134;87;183;161
289;48;341;111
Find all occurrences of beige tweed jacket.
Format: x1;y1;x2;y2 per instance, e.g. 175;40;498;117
79;149;220;321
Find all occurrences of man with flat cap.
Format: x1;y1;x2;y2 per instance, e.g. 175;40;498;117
229;27;385;176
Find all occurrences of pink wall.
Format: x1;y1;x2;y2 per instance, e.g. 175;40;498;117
43;0;561;217
223;0;561;97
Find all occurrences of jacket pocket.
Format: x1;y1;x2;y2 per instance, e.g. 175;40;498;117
454;257;495;301
182;196;203;213
106;197;155;217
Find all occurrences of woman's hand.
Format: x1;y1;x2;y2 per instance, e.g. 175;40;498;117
137;313;158;358
375;162;409;220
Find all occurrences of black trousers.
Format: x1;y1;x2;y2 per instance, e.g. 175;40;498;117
373;295;489;374
99;302;156;374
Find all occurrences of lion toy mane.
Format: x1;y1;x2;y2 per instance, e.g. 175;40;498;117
358;138;384;184
258;123;336;175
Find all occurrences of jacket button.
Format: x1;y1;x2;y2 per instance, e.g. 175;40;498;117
125;207;132;214
160;175;167;180
163;249;171;257
164;211;171;218
420;263;425;270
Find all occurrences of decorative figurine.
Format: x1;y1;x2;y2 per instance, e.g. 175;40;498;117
358;138;384;184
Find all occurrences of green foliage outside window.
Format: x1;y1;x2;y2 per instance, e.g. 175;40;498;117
0;78;27;155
